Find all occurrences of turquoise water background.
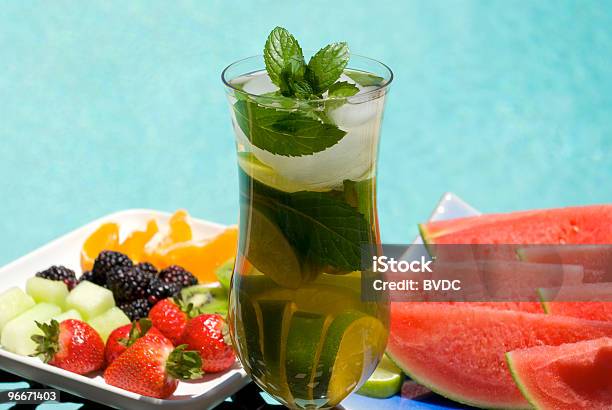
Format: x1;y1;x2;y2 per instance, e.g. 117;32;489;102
0;1;611;266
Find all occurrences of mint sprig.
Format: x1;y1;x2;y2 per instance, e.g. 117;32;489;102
233;27;360;157
263;27;351;99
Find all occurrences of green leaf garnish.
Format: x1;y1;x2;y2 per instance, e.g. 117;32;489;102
246;27;376;156
243;173;374;272
292;80;315;98
233;99;346;156
344;70;384;87
262;27;351;98
305;42;350;94
264;27;306;89
328;81;359;98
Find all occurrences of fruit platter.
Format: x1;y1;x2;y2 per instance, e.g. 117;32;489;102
0;209;248;410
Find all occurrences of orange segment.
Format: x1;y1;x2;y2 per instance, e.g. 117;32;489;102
161;226;238;283
119;219;158;263
164;209;192;246
81;222;120;271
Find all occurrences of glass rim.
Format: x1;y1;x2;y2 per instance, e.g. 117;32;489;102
221;53;393;103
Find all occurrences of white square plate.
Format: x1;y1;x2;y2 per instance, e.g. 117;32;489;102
0;209;249;409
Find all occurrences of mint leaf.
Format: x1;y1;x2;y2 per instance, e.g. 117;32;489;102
284;191;372;271
245;174;374;272
344;70;384;87
328;81;359;98
264;27;306;88
292;80;314;98
306;42;349;94
234;99;346;156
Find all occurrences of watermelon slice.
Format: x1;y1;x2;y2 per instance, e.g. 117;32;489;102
539;283;612;322
426;261;582;307
506;338;612;410
518;244;612;283
420;205;612;245
387;303;612;409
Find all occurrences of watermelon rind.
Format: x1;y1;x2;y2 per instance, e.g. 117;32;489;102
536;288;551;313
505;353;541;410
515;248;527;261
386;350;530;410
418;223;435;256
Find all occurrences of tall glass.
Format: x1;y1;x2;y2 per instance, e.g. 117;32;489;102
222;55;392;409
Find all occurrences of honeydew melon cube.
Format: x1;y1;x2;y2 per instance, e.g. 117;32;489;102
53;309;82;323
88;307;130;342
0;287;35;334
26;277;69;310
66;281;115;321
0;303;61;356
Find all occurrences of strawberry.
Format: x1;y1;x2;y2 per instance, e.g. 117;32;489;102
148;298;189;344
32;319;104;375
105;318;162;365
179;314;235;373
103;332;202;398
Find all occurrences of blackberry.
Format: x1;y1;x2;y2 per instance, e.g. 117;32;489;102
36;266;77;289
92;250;133;285
135;262;158;277
78;270;94;284
147;278;181;306
78;270;110;288
106;265;152;303
158;265;198;289
119;299;151;321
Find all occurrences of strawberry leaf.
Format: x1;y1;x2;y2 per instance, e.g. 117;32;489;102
31;320;60;362
166;345;203;380
120;318;153;347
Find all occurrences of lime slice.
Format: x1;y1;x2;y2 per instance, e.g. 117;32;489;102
313;310;387;406
238;152;305;193
244;207;302;289
357;354;403;398
285;311;328;403
231;295;266;382
258;299;295;404
253;283;362;317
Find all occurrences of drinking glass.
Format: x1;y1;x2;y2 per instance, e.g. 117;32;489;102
222;55;392;409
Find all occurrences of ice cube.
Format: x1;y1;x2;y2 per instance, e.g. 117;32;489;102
329;89;383;127
247;117;379;191
241;72;278;95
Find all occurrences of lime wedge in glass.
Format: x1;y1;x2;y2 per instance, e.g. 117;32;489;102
357;354;403;398
238;152;305;193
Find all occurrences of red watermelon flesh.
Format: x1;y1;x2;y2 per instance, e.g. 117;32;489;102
518;245;612;283
445;301;544;313
539;283;612;322
387;303;612;409
507;337;612;410
420;205;612;245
